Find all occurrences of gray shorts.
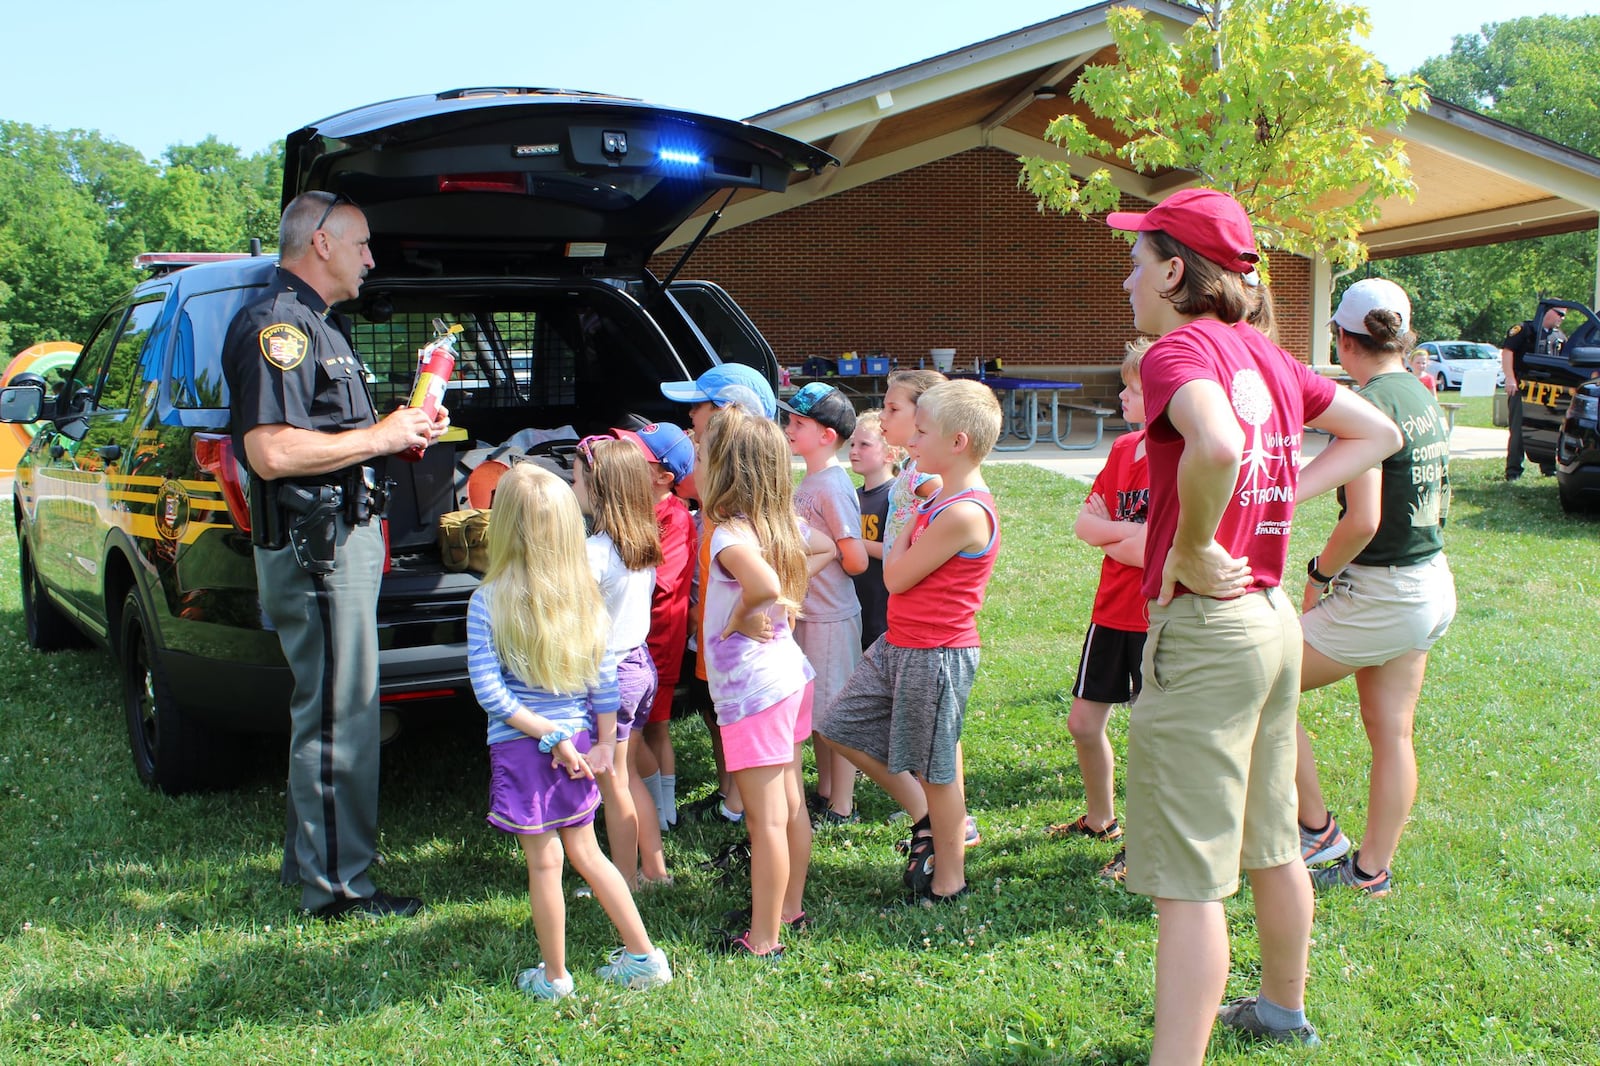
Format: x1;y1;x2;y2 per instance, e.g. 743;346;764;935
795;615;862;726
815;636;978;785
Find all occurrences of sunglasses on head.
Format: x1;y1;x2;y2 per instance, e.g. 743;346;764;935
312;192;358;233
575;433;616;468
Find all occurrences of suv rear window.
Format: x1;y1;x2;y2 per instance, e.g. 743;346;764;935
175;283;271;409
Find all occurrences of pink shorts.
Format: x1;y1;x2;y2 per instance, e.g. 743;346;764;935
720;683;813;772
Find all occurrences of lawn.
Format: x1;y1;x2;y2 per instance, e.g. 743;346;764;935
2;460;1596;1064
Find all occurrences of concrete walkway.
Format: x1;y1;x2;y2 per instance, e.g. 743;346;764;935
986;422;1509;481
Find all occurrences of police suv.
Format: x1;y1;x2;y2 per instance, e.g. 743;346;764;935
1510;299;1600;511
1;89;833;792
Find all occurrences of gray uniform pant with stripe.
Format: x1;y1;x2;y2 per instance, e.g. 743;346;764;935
255;516;384;911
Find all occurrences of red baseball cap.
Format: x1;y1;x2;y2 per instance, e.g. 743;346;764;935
1106;188;1259;274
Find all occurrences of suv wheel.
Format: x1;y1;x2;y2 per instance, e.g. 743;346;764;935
120;587;232;793
20;539;83;651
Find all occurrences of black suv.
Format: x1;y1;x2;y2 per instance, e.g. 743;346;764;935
1;88;832;792
1510;299;1600;510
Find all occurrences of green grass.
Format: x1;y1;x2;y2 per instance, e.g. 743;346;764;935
1437;392;1499;429
2;461;1597;1063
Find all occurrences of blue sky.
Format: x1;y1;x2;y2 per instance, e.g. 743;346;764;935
4;0;1596;160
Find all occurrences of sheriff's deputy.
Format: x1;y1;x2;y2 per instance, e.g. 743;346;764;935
223;191;447;920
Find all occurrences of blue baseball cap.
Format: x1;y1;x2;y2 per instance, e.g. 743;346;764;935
613;422;694;484
659;362;777;419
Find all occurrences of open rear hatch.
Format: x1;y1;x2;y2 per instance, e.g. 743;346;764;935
283;87;836;279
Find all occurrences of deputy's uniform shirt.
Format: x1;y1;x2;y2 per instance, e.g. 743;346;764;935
223;267;377;481
1501;318;1566;380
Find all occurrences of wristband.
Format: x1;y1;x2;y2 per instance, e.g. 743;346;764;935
538;725;576;754
1307;556;1333;586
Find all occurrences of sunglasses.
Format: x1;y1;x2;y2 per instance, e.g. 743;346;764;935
574;433;616;468
312;192;358;233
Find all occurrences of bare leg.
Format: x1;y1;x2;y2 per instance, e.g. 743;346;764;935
518;832;569;980
1066;697;1117;827
1249;860;1313;1012
923;778;968;896
1150;898;1229;1066
821;735;926;819
560;822;653;956
811;733;835;806
1352;651;1427;872
628;737;669;882
597;738;640;886
732;761;791;954
1295;644;1356;829
781;744;812;920
828;746;857;818
644;719;676;776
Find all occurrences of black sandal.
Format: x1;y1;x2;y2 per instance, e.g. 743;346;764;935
901;815;935;894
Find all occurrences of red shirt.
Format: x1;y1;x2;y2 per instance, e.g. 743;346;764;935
647;495;696;693
1140;319;1336;601
886;489;1000;649
1087;430;1149;632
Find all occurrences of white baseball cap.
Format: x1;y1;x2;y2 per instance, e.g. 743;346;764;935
1332;278;1411;337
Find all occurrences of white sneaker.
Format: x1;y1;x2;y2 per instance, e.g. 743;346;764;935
595;946;673;990
516;963;574;1001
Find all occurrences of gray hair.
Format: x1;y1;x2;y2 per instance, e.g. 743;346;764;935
279;192;348;255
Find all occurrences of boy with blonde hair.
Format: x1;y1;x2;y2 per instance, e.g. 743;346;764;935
818;380;1002;902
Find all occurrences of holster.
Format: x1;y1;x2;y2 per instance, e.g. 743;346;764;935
279;483;343;576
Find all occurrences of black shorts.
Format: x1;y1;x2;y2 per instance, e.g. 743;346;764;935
1071;623;1145;705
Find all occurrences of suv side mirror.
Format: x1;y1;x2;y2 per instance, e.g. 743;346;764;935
0;384;45;424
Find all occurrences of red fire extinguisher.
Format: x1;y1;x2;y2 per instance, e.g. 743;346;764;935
400;320;461;462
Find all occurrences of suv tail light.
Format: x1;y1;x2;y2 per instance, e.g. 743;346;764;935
437;173;524;194
193;433;252;534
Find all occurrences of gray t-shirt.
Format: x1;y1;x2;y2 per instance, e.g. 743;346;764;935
794;463;862;623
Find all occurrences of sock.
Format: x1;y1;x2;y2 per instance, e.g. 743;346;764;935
1351;850;1382;881
1253;993;1307;1031
626;950;650;962
660;774;677;824
642;772;664;828
719;800;744;823
1301;814;1331;834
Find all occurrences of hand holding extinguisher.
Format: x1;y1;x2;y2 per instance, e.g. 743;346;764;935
400;319;461;461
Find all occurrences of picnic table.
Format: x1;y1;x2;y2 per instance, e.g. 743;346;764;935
956;374;1115;451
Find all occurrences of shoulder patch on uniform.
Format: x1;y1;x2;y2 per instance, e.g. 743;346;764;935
259;323;309;371
1508;324;1523;336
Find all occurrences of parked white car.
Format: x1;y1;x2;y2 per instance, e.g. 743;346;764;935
1415;341;1505;391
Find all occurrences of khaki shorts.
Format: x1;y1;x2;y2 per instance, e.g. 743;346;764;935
1301;554;1455;668
1123;587;1302;901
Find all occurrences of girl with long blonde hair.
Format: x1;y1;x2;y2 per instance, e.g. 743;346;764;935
467;463;671;1000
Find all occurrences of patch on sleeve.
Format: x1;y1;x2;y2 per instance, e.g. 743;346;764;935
1508;324;1523;337
259;323;309;371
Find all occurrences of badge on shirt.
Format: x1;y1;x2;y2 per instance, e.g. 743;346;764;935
1508;324;1523;337
259;323;309;371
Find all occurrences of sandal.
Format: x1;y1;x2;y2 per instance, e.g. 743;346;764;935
1046;815;1123;842
902;815;935;895
716;930;785;960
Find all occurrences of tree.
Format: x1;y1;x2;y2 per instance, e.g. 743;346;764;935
0;124;282;350
1366;15;1600;341
1019;0;1427;275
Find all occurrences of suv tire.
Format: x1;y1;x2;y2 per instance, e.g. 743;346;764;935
120;587;233;794
20;538;84;652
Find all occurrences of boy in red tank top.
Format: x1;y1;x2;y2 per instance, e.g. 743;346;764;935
816;380;1002;904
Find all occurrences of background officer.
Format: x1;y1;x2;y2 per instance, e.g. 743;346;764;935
223;191;447;919
1500;304;1566;480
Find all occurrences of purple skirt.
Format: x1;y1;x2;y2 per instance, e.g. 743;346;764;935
486;731;599;835
614;644;659;743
